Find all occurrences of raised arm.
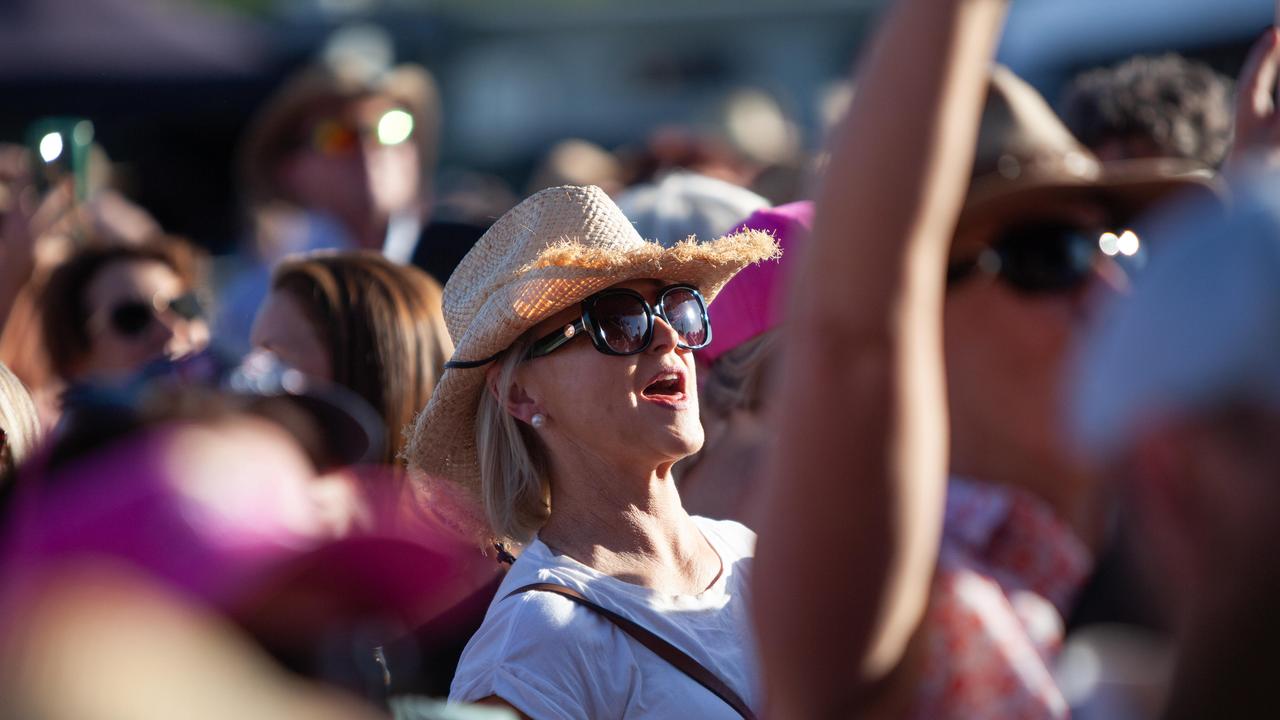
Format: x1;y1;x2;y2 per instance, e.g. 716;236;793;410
752;0;1009;716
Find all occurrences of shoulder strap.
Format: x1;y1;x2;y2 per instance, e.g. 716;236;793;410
505;582;758;720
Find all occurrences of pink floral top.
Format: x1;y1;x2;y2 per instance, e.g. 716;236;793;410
907;477;1093;719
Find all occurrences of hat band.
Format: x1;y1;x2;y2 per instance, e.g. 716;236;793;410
444;351;503;370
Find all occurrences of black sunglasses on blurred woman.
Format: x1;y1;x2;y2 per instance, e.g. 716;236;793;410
98;291;203;339
946;219;1146;295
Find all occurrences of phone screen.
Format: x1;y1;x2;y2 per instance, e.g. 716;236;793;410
25;117;94;200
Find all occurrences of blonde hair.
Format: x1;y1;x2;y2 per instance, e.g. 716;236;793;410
475;335;551;543
677;330;778;483
0;362;41;484
702;329;779;418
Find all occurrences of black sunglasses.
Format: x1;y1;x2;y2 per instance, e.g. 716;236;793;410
947;220;1140;295
526;284;712;360
107;292;203;338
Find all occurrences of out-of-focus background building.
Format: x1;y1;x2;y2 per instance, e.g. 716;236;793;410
0;0;1270;254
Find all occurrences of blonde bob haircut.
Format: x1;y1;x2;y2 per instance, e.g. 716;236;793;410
0;362;41;485
475;334;551;544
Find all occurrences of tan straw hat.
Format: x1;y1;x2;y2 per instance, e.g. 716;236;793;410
958;66;1222;230
406;184;780;488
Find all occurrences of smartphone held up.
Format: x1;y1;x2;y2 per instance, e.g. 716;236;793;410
25;117;94;200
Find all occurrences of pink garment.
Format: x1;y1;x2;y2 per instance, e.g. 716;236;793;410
1;426;496;627
700;201;812;364
908;477;1093;719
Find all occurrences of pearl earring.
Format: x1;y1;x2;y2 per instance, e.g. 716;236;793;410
531;413;546;428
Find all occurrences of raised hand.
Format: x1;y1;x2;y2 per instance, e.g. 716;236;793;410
0;144;73;335
1227;28;1280;173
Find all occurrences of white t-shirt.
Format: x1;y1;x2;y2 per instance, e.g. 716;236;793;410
449;516;760;719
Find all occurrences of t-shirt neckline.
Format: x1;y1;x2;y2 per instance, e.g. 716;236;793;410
528;517;731;603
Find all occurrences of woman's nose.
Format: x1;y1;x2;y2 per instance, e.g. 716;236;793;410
648;315;681;354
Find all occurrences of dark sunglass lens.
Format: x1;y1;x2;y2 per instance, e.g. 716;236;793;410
661;289;709;347
593;293;650;353
110;302;153;337
996;223;1096;293
168;292;203;320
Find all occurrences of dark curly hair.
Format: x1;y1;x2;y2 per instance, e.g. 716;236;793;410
1059;54;1234;168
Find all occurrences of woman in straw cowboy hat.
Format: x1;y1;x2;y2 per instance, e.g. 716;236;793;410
406;184;777;719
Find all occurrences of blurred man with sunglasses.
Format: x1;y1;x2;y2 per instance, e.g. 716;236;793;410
944;67;1215;536
917;67;1218;716
239;45;441;266
221;40;484;355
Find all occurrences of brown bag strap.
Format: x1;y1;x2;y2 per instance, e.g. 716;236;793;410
505;582;758;720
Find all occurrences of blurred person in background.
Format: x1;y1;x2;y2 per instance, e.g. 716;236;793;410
617;126;758;194
0;368;504;718
40;238;209;392
407;185;777;718
677;201;810;527
1067;28;1280;720
252;250;456;535
751;0;1222;716
616;171;769;248
620;87;806;202
0;362;40;490
1051;49;1236;665
224;30;483;351
526;139;624;197
1;143;166;427
1059;54;1234;167
250;251;502;699
1071;181;1280;720
253;251;452;466
238;42;441;265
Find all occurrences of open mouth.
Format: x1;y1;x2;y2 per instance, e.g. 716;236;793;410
641;370;687;404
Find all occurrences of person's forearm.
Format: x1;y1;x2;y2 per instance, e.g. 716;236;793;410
753;0;1009;716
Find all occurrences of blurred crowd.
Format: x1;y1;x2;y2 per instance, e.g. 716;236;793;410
1;1;1279;718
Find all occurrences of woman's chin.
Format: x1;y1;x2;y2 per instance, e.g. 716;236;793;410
659;422;706;462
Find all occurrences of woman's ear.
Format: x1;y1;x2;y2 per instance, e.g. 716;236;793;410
485;361;541;425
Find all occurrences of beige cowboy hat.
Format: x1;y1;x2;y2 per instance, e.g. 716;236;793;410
406;184;779;488
957;66;1223;231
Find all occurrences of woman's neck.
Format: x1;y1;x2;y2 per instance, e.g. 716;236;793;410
537;451;721;595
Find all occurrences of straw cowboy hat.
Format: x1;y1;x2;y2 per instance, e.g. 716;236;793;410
958;66;1222;230
406;184;779;489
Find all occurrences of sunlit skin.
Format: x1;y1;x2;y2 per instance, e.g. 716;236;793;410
944;200;1123;543
79;259;209;382
476;277;720;717
165;416;367;541
250;290;334;382
277;95;421;250
507;278;707;480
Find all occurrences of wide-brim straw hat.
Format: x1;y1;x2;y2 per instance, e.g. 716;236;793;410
958;66;1223;232
406;184;780;490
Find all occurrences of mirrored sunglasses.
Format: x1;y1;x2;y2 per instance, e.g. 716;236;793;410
306;108;416;156
526;284;712;360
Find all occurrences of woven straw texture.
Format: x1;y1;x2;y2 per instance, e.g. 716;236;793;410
406;184;779;494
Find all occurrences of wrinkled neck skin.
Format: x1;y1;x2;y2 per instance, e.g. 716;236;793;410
536;441;721;597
